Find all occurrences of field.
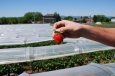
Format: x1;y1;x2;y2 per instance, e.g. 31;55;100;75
0;23;115;76
0;49;115;75
86;22;115;28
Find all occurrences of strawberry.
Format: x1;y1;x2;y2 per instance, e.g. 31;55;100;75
53;31;64;45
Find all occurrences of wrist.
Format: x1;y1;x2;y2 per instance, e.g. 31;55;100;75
75;24;88;37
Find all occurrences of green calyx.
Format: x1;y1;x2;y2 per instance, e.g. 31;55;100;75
54;30;63;34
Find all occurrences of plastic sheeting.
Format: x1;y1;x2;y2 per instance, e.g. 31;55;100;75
0;48;26;64
0;42;114;64
0;24;53;45
19;63;115;76
63;37;93;43
0;37;52;45
0;24;97;45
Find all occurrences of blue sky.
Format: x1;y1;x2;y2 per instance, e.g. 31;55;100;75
0;0;115;17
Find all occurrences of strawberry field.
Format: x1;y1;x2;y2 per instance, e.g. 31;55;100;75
0;23;115;76
0;48;115;75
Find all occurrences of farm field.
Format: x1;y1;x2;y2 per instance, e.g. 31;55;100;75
0;23;115;76
86;22;115;28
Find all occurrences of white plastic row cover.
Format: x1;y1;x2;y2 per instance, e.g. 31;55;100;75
0;42;114;64
19;63;115;76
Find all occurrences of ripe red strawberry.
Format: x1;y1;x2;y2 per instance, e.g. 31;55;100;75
53;31;64;45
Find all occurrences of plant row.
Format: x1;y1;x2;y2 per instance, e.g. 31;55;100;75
0;40;66;49
0;49;115;75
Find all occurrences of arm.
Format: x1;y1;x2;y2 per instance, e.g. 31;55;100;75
53;20;115;47
80;25;115;47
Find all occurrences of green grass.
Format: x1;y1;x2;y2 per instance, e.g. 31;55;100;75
51;22;115;28
86;22;115;28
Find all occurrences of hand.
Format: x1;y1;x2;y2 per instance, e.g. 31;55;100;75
53;20;83;38
53;20;115;47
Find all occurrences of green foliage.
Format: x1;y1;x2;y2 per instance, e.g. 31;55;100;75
0;40;67;49
63;16;73;21
8;17;18;24
74;17;77;20
87;22;115;28
0;17;8;24
0;12;43;24
24;12;34;23
82;18;86;23
0;49;115;75
23;12;43;23
34;12;43;21
54;12;61;22
18;17;25;24
83;16;89;19
104;17;111;22
111;17;115;19
93;15;110;22
93;15;97;22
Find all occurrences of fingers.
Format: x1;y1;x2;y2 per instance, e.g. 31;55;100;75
52;20;69;38
53;20;66;31
52;28;66;39
52;27;67;38
56;27;67;33
52;20;81;39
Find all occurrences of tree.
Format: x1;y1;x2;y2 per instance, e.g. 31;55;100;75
96;15;105;22
8;17;18;24
23;12;34;23
83;16;89;19
54;12;61;22
93;15;110;22
17;17;25;24
74;17;77;20
104;17;111;22
93;15;97;22
0;17;8;24
23;12;43;23
0;18;2;24
63;16;73;21
34;12;43;21
82;18;86;23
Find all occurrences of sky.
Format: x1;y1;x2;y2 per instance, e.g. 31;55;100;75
0;0;115;17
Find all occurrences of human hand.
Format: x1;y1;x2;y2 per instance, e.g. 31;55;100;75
53;20;83;38
53;20;115;47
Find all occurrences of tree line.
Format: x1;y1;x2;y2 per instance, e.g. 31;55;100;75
0;12;61;24
63;15;111;23
0;12;111;24
93;15;110;22
0;12;43;24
